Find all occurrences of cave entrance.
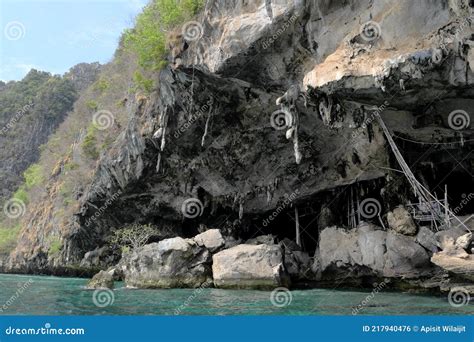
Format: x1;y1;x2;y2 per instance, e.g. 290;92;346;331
255;204;320;255
418;162;474;217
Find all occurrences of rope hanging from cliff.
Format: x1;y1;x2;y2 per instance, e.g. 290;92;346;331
375;113;470;232
392;134;474;146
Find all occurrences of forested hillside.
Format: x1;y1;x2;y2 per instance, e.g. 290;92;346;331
0;63;101;255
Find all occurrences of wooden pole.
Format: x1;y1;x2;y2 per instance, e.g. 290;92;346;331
295;207;301;247
445;184;450;229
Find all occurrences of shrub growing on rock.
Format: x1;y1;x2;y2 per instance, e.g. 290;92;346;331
109;224;158;251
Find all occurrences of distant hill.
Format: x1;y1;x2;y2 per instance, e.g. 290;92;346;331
0;63;101;204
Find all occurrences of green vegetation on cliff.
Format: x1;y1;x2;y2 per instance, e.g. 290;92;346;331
0;0;206;262
124;0;205;71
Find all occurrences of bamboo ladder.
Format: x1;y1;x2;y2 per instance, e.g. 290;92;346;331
374;113;470;232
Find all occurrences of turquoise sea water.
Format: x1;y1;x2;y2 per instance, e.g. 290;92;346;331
0;274;472;315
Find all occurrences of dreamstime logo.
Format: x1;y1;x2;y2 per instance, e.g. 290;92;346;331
352;281;387;315
173;97;214;139
261;14;297;49
174;279;213;315
3;198;26;219
448;109;470;130
359;21;381;42
0;101;34;135
436;15;474;64
448;287;470;308
270;109;293;131
227;33;246;52
92;289;115;308
0;278;34;313
92;110;115;130
350;101;389;141
262;190;299;227
452;193;474;216
84;190;123;227
358;198;381;219
182;21;203;42
270;287;292;308
4;21;26;40
181;198;204;218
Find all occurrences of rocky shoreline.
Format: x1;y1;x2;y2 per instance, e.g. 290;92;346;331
1;0;473;306
84;207;474;298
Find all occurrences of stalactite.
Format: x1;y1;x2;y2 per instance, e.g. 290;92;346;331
201;103;213;147
276;85;305;164
399;79;405;91
156;153;161;173
295;207;301;246
239;201;244;220
155;112;168;174
281;103;301;164
160;113;168;151
293;126;302;164
286;127;295;140
265;0;273;20
153;127;163;139
318;96;333;126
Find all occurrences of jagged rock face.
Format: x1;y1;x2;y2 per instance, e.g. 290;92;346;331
8;0;474;274
318;225;433;280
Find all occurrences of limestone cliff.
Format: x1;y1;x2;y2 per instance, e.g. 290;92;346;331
5;0;474;284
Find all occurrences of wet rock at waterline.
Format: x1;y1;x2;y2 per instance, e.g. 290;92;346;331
383;232;431;278
318;225;433;279
284;250;313;281
431;253;474;282
212;244;290;289
86;269;115;290
2;0;473;296
122;237;212;288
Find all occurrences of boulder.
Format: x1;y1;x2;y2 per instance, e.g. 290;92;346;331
87;269;115;289
284;250;313;281
80;246;109;268
455;233;472;250
212;244;290;289
318;226;433;279
357;225;387;273
383;232;431;277
318;227;362;271
431;253;474;281
123;237;211;288
435;226;467;250
416;226;439;253
193;229;225;252
436;236;469;258
387;206;417;235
